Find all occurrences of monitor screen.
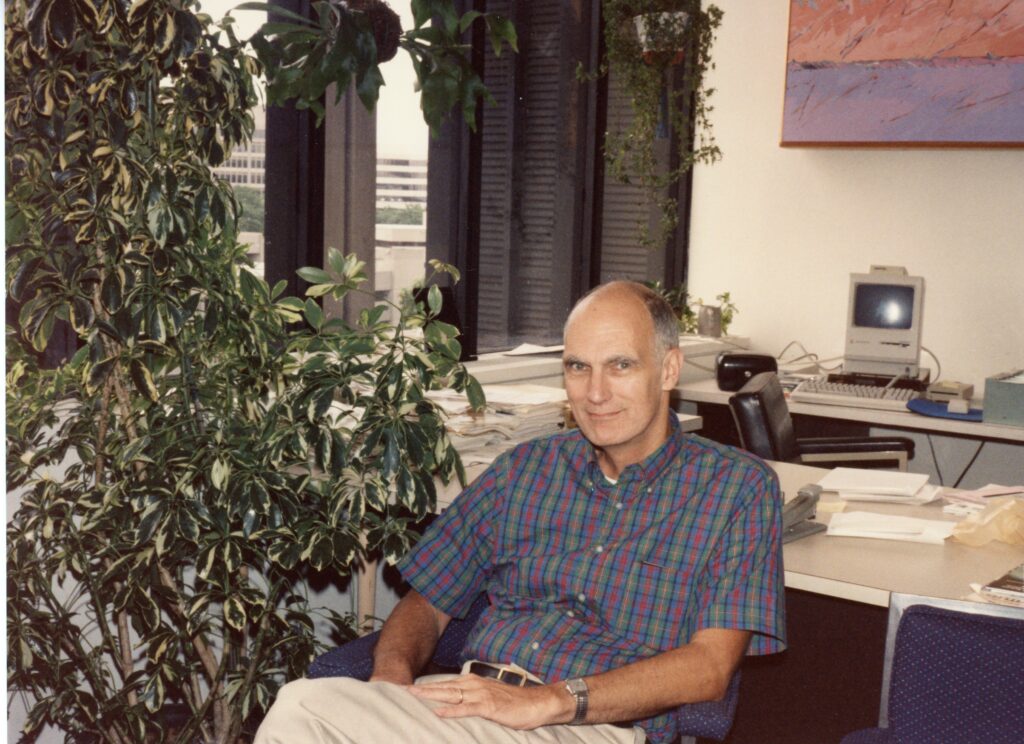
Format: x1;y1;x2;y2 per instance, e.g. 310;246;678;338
844;271;925;377
852;284;915;330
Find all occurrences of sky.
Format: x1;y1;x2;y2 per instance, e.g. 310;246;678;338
202;0;428;159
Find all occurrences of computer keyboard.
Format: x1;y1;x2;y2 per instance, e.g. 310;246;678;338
789;379;923;412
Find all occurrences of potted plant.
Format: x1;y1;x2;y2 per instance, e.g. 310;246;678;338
644;282;738;336
588;0;724;251
5;1;513;741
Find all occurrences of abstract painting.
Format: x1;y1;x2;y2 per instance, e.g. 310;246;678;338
782;0;1024;145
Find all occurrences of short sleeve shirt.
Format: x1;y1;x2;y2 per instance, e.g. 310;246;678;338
399;417;786;743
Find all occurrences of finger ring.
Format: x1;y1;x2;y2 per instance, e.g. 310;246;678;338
457;688;464;704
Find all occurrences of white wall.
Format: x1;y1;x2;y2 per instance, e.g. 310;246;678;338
688;1;1024;396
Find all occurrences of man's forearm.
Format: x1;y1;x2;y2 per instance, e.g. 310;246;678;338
566;628;750;725
370;590;451;684
409;627;750;729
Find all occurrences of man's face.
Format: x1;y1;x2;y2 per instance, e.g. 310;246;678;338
562;289;681;471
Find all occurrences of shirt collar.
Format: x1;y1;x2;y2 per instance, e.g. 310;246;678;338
569;412;686;487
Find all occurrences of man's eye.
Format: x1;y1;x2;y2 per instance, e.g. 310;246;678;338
616;361;632;370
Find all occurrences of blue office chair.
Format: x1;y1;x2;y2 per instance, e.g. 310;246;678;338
308;592;741;743
841;592;1024;744
729;372;915;470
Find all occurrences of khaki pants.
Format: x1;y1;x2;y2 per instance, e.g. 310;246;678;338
254;666;645;744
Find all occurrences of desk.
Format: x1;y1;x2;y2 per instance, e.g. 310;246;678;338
745;461;1023;744
678;377;1024;443
772;461;1024;607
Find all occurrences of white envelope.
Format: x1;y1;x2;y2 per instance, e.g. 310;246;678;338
826;511;955;544
837;484;941;505
817;467;929;497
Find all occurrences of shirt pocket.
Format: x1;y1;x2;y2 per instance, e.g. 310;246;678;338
596;544;697;650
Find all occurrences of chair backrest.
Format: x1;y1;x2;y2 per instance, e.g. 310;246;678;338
728;372;799;461
879;592;1024;743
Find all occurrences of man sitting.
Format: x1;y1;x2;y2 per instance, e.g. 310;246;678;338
255;281;785;743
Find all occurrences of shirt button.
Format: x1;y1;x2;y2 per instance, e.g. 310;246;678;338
531;642;540;651
646;486;653;494
577;593;586;602
595;545;604;553
566;610;575;618
615;502;623;510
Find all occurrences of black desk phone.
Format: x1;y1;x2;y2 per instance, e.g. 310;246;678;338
782;484;827;544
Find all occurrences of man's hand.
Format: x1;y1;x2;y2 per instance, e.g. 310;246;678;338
407;674;574;730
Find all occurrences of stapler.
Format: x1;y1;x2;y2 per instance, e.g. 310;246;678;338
782;484;828;544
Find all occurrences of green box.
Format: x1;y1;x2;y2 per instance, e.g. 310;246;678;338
983;369;1024;427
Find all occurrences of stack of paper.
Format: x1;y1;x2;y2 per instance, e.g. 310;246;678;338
816;467;938;505
428;384;568;459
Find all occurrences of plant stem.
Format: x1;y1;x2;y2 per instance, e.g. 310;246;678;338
158;565;225;730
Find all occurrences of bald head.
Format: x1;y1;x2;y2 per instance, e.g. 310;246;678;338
565;281;680;357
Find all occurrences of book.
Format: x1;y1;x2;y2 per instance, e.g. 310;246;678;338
980;562;1024;604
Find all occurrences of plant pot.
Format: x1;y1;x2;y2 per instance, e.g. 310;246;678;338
697;304;722;338
633;11;689;65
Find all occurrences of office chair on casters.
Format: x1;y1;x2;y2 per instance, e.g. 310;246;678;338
729;372;915;470
841;592;1024;744
308;591;742;743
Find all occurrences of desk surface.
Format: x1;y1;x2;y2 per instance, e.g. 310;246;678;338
773;461;1023;607
678;377;1024;443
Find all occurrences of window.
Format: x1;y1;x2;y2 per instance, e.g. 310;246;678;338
428;0;691;356
256;1;693;351
372;9;430;324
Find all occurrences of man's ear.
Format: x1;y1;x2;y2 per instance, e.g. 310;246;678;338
661;348;683;390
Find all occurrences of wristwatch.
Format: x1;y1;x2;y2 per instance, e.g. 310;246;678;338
563;677;589;725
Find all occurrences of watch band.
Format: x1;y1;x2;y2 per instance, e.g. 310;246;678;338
564;677;589;725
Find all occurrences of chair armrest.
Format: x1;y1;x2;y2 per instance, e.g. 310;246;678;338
307;631;379;681
674;670;741;741
796;437;915;457
307;593;490;680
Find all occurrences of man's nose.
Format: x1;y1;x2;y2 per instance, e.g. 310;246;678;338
586;370;610;403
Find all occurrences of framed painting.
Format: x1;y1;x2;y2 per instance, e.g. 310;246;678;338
781;0;1024;146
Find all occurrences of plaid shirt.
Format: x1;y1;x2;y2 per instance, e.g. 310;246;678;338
400;416;786;743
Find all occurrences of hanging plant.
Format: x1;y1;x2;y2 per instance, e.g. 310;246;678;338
587;0;723;251
243;0;517;131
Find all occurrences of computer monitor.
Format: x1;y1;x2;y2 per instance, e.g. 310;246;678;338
843;267;925;378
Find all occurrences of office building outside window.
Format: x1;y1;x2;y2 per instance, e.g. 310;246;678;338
373;2;430;319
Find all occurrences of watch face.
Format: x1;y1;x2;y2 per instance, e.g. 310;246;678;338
566;677;587;694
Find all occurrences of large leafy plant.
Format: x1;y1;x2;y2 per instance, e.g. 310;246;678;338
5;0;504;741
